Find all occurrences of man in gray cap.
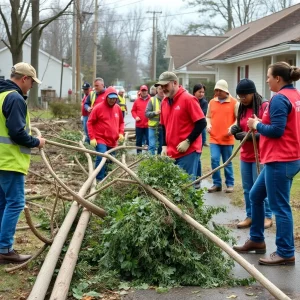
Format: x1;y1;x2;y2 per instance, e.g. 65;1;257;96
155;71;207;182
0;62;45;264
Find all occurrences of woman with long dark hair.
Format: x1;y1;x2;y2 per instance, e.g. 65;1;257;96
230;79;272;229
233;62;300;266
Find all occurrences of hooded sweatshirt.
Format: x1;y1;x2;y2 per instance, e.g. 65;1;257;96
0;79;40;148
131;94;150;128
87;87;124;147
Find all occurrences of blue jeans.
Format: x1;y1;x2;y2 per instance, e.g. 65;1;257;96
240;161;272;219
0;171;25;253
95;143;113;181
136;127;148;154
210;144;234;187
250;160;300;258
82;116;90;144
175;151;200;181
196;154;202;177
148;127;163;155
202;129;207;145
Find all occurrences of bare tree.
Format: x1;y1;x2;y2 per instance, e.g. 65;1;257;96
183;0;265;34
262;0;294;13
0;0;73;63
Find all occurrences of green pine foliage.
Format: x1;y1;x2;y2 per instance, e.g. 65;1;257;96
73;156;251;294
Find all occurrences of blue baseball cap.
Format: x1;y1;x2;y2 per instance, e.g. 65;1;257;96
107;93;118;99
82;82;91;89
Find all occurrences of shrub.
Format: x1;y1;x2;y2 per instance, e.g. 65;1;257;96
73;156;251;294
49;101;81;119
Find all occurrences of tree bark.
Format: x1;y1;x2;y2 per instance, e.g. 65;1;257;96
29;0;40;108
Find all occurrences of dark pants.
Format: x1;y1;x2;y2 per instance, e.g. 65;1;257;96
136;127;148;154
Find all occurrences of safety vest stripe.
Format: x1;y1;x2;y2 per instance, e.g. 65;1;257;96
0;136;31;154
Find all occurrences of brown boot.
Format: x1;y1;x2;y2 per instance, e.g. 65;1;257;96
225;186;234;193
264;218;273;229
0;250;31;265
208;185;222;193
237;218;252;229
233;239;266;254
259;252;295;266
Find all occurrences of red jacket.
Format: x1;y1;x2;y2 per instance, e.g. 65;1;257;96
81;94;89;116
160;86;205;159
131;95;150;128
87;87;124;147
260;88;300;163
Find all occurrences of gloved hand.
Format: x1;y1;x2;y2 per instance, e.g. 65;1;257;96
118;134;124;143
177;139;190;153
230;125;241;135
161;146;167;156
90;139;97;147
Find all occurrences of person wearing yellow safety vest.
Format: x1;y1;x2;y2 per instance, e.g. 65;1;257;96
84;77;106;114
0;62;45;265
145;85;164;155
117;88;127;118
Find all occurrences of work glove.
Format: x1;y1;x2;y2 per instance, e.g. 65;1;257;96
161;146;167;156
230;125;241;135
90;139;97;147
236;132;260;141
177;139;190;153
118;134;124;143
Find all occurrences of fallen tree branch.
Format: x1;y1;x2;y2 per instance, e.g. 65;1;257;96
24;206;53;245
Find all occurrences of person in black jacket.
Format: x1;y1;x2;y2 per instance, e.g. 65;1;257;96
193;84;208;189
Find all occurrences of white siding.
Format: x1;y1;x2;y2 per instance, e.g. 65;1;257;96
0;43;73;97
217;64;235;95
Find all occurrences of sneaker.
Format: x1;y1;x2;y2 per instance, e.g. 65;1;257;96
237;217;252;229
0;250;31;265
208;185;222;193
203;142;209;147
194;182;201;189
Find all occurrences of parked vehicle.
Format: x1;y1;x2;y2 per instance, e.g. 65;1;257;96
128;90;138;102
113;85;124;94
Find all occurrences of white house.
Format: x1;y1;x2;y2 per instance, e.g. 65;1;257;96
0;41;74;98
166;3;300;99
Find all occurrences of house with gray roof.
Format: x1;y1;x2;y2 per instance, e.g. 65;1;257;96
166;3;300;99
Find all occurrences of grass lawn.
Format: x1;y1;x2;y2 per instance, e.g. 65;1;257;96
30;109;53;120
200;141;300;242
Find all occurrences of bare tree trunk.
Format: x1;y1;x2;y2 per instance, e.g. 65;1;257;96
29;0;40;108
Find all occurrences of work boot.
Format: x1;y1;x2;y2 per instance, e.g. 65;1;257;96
0;250;31;265
264;218;273;229
259;252;295;266
233;239;266;254
237;217;252;229
225;186;234;193
208;185;222;193
203;142;209;147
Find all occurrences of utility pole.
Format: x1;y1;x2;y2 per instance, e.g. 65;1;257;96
92;0;98;80
72;1;76;102
147;10;162;81
76;0;81;103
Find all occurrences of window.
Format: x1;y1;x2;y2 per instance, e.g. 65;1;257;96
237;65;249;83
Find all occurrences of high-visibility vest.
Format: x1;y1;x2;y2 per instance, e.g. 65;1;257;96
0;90;31;174
148;96;160;127
118;95;127;112
90;91;97;107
